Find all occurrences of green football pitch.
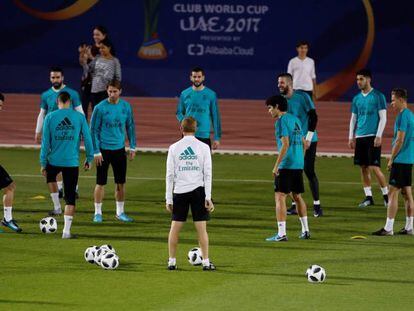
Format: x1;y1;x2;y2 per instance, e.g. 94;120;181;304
1;148;413;310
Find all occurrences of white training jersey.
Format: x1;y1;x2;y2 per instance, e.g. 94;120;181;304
287;56;316;91
166;135;212;204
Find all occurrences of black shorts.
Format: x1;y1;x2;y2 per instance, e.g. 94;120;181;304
389;163;412;188
0;165;13;189
274;169;304;194
45;165;79;205
172;187;210;222
96;148;127;185
354;136;381;167
196;137;211;149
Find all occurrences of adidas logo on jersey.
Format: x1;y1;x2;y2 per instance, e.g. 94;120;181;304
294;122;302;134
179;146;197;160
56;117;74;130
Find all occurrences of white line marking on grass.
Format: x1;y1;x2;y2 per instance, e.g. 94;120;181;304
12;174;360;185
2;143;392;157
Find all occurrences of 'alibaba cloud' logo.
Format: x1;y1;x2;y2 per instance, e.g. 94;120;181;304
13;0;99;20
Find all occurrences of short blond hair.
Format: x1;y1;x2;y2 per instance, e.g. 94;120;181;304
181;117;197;133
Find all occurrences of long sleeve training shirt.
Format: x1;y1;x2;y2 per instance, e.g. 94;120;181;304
166;135;212;204
176;87;222;141
40;108;93;167
90;99;136;154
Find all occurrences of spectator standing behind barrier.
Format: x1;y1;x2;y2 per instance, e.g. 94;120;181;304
287;41;317;100
82;38;121;113
78;25;108;120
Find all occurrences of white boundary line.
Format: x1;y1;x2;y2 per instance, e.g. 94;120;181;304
0;143;391;158
11;173;361;185
0;143;371;157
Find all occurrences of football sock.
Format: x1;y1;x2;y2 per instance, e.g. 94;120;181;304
299;216;309;233
168;258;176;266
405;217;414;230
313;200;320;205
381;187;388;195
4;206;12;221
50;193;61;211
202;258;210;267
94;203;102;215
384;218;394;232
116;201;125;216
277;221;286;236
63;215;73;235
363;187;372;197
57;181;63;191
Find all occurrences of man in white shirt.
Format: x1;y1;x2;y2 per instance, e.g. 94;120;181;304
287;41;317;99
165;117;215;271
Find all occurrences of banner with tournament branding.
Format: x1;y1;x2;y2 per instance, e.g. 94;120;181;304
1;0;413;100
169;3;269;58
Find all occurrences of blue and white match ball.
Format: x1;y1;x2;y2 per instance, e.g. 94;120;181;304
188;247;203;266
94;246;116;266
100;251;120;270
306;265;326;283
84;246;100;264
39;217;57;234
94;248;107;265
100;244;116;254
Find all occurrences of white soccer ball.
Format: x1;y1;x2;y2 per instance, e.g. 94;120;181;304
188;247;203;266
306;265;326;283
94;245;117;265
100;252;120;270
100;244;116;254
39;217;57;234
94;248;106;265
84;246;100;264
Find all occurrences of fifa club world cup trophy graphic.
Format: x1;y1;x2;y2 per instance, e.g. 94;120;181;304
138;0;167;60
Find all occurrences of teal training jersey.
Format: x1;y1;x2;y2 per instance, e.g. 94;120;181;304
40;86;81;115
90;99;136;154
275;113;304;169
40;108;93;167
176;86;222;141
351;89;386;137
286;91;318;142
393;108;414;164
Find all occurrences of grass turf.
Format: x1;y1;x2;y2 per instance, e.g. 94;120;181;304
0;148;413;310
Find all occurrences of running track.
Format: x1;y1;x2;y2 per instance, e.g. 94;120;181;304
0;94;396;154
